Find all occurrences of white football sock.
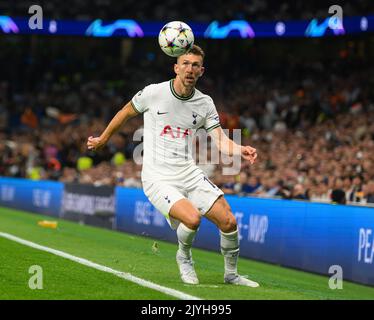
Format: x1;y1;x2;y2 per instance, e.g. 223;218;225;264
220;228;239;275
177;223;197;259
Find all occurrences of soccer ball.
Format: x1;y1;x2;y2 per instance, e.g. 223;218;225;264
158;21;194;57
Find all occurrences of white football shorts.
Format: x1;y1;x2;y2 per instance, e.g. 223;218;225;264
142;173;224;229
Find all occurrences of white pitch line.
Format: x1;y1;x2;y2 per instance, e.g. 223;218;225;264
0;232;201;300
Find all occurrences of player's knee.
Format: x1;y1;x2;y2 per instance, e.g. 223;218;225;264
220;213;237;233
184;213;201;230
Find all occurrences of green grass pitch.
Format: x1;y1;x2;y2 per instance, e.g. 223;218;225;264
1;206;373;300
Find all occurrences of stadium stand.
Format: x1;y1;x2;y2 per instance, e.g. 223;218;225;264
0;3;373;206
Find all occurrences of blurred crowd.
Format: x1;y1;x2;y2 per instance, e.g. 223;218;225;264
0;35;374;206
1;0;373;21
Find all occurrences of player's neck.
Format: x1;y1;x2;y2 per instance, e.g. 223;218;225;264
173;78;194;97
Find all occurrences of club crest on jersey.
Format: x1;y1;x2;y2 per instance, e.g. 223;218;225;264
192;112;198;125
160;125;192;138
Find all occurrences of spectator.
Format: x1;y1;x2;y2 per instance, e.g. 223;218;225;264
364;182;374;204
331;189;347;205
242;176;261;195
221;175;236;195
292;184;309;200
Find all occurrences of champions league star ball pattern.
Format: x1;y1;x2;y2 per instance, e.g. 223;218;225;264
158;21;194;57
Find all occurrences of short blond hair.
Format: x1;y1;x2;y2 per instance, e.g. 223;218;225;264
178;44;205;62
187;45;205;60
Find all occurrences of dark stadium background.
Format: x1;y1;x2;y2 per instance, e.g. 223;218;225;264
1;1;373;205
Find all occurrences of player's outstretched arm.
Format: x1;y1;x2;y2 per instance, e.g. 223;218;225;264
209;126;257;164
87;101;139;151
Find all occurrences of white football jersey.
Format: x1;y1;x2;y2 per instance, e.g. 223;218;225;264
131;80;220;182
